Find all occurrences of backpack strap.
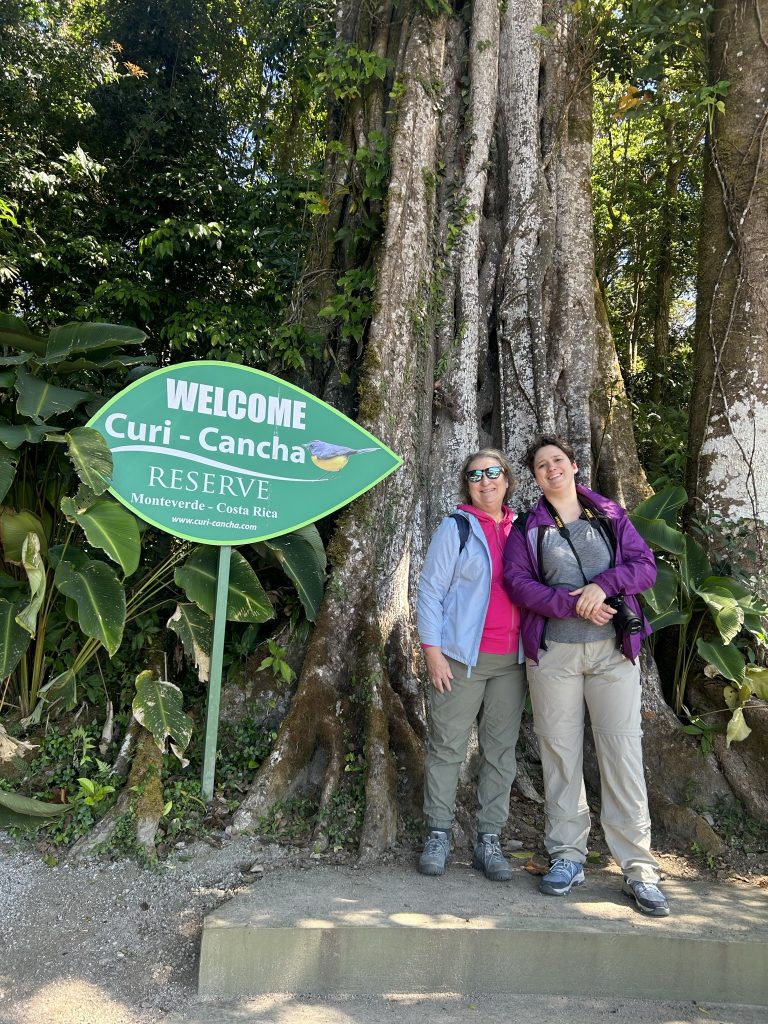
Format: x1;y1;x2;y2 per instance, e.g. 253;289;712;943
449;512;470;554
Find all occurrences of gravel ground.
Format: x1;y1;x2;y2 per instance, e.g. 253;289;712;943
0;830;308;1024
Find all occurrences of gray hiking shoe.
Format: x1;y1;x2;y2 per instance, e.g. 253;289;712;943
418;829;450;876
622;877;670;917
472;833;513;881
539;858;585;895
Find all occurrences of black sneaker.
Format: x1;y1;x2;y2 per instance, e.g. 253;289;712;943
622;877;670;917
472;833;513;881
418;829;450;876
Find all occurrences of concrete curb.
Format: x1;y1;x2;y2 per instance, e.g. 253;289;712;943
198;862;768;1005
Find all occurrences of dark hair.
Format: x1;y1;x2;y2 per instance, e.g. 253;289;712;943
523;434;577;475
458;448;516;504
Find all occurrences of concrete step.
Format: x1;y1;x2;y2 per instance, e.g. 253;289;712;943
197;860;768;1005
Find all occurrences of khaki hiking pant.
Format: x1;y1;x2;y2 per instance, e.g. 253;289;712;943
424;652;527;836
526;639;660;884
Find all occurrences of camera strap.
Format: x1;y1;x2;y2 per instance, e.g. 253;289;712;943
543;499;614;587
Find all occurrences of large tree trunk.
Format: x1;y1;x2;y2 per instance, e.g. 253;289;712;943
685;0;768;820
687;0;768;568
234;0;741;858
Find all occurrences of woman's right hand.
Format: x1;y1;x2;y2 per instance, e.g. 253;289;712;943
424;647;453;693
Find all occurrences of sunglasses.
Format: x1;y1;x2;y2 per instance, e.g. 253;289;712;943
466;466;505;483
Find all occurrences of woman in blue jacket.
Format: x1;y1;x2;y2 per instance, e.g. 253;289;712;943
416;448;526;881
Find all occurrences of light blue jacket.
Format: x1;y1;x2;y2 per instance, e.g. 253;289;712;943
416;510;494;672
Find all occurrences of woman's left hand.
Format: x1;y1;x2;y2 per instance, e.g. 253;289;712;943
570;582;611;623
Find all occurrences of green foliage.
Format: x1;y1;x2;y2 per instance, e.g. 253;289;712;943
174;547;274;624
9;722;119;845
258;638;296;685
0;310;326;729
255;523;327;622
633;398;689;489
319;269;376;348
631;486;768;732
316;44;390;101
418;0;453;15
1;0;335;370
0;314;150;717
160;776;208;839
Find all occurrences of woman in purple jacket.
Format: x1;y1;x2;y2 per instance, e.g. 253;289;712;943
503;435;669;917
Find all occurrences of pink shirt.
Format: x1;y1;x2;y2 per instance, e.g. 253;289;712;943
457;504;521;655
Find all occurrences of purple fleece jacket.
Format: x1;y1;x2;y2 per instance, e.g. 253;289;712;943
502;484;656;665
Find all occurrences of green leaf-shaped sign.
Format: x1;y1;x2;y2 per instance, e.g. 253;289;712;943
87;362;402;545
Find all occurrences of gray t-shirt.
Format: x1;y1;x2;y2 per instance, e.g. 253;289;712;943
540;517;615;643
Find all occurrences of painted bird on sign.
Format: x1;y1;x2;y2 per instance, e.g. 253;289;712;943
303;439;378;472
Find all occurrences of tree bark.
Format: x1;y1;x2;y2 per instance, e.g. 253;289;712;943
684;0;768;823
687;0;768;572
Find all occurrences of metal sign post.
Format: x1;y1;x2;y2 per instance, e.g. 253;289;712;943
88;361;401;799
201;545;231;801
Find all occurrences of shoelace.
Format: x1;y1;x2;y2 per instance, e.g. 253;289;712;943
480;836;503;860
633;881;663;899
424;834;448;855
549;858;575;875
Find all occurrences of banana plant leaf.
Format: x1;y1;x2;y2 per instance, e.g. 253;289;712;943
696;638;745;684
53;558;126;656
629;514;686;555
641;559;678;614
745;666;768;701
0;597;31;678
16;533;46;637
14;369;91;421
694;584;744;645
681;534;713;591
632;485;687;525
48;544;90;571
0;312;37;347
0;790;69;829
256;523;326;621
42;322;147;363
0;449;17;503
646;607;691;632
0;424;49;449
64;427;113;494
60;496;140;576
175;547;273;623
167;603;212;682
0;509;47;562
132;670;193;766
24;668;78;726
